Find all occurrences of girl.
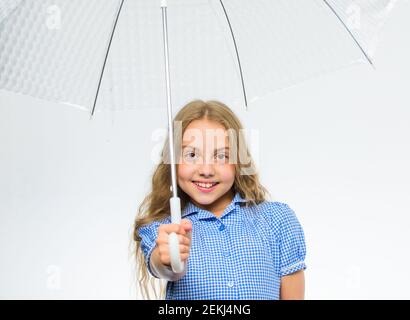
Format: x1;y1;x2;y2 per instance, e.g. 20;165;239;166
132;100;307;300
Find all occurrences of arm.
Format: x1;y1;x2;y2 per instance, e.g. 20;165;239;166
280;269;305;300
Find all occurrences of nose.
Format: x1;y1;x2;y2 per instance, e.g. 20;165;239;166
198;162;215;178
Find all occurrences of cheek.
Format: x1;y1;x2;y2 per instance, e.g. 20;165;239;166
218;164;235;183
177;164;194;181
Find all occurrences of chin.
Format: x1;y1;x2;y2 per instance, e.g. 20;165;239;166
193;190;229;203
190;191;216;201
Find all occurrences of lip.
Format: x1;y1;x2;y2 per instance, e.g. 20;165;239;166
192;181;219;193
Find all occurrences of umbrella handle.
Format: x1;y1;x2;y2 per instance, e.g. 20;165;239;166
168;196;185;273
168;232;184;273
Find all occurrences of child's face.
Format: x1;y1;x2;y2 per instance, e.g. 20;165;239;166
177;119;236;214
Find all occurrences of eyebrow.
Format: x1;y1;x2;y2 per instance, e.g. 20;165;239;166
182;145;230;151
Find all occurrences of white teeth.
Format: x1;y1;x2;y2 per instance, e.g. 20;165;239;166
194;182;217;188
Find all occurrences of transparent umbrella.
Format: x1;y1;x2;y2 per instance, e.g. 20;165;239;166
0;0;396;273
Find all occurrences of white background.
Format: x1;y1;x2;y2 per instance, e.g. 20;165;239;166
0;1;409;299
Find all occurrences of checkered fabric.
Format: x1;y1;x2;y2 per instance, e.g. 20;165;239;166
138;192;307;300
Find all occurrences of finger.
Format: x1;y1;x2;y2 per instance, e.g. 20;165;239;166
177;225;187;236
160;253;171;266
158;231;189;247
181;219;193;232
160;223;183;235
158;243;168;256
160;250;189;265
177;234;190;245
179;244;190;254
180;253;190;261
155;234;169;246
181;221;192;234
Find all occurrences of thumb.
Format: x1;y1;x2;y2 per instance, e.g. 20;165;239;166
181;219;192;233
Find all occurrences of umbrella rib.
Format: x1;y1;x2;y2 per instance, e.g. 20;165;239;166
91;0;126;118
0;0;24;28
218;0;248;108
322;0;374;67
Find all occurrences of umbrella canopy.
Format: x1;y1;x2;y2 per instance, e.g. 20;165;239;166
0;0;397;273
0;0;396;113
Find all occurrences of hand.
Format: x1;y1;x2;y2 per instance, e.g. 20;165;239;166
155;219;192;267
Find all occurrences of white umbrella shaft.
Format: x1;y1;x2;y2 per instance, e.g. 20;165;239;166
161;2;184;274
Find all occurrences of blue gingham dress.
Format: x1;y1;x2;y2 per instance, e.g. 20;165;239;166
138;192;307;300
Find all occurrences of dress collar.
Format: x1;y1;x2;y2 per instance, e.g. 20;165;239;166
181;191;248;220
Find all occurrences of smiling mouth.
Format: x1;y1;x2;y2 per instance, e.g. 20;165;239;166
192;181;219;189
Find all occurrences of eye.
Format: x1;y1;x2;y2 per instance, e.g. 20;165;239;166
216;153;229;161
184;151;198;161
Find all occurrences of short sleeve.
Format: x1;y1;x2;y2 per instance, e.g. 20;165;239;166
278;204;307;277
137;220;162;279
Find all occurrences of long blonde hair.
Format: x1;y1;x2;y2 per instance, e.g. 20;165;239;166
130;100;270;299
